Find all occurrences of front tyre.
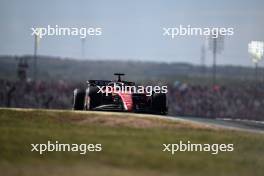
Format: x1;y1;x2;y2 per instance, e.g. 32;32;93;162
73;88;85;110
84;86;102;110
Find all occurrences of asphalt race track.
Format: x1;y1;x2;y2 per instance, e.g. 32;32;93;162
167;115;264;134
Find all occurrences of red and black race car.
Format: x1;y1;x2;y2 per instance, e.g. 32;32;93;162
73;73;168;115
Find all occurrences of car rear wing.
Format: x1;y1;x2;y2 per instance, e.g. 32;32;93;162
87;80;136;86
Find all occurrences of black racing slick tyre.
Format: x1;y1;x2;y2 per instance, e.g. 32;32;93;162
151;93;168;115
73;88;85;110
85;86;102;110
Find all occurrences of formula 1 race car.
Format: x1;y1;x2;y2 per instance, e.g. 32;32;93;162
73;73;168;115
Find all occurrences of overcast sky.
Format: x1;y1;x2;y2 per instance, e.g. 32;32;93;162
0;0;264;67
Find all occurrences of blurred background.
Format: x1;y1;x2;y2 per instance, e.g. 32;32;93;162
0;0;264;120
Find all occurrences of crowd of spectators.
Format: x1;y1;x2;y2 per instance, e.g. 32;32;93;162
0;79;263;121
0;79;81;109
169;82;264;121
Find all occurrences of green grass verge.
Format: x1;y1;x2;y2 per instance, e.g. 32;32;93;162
0;108;263;176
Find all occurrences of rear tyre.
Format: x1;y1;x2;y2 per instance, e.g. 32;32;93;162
73;88;85;110
151;93;168;115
